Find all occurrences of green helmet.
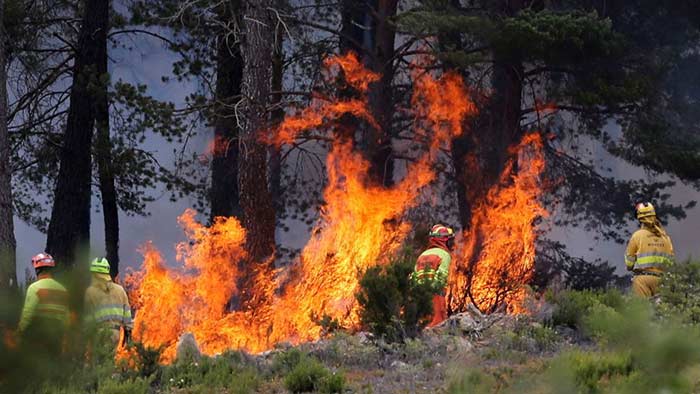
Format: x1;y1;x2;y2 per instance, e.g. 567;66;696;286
90;257;111;274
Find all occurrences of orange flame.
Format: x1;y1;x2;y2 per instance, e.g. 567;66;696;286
273;52;380;146
449;132;547;313
125;53;548;364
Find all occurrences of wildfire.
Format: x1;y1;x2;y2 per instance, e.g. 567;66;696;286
124;52;544;364
449;132;547;314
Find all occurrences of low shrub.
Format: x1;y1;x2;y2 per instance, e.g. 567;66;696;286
356;251;434;342
161;353;260;393
97;376;152;394
548;289;624;329
283;356;344;393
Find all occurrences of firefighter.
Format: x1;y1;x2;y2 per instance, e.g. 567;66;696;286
18;253;69;355
83;257;132;349
625;202;675;297
412;224;455;327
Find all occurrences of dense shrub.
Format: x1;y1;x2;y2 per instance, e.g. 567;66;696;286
161;352;260;393
548;288;624;329
283;355;344;393
356;251;434;342
658;260;700;324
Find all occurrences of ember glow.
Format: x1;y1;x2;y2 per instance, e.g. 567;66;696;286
125;53;544;363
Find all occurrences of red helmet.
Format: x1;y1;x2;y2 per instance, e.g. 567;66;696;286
429;224;455;240
31;253;55;269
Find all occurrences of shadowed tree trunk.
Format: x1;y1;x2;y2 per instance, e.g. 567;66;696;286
0;0;17;288
365;0;398;186
94;3;117;278
210;0;243;222
46;0;109;267
269;26;284;217
340;0;398;186
239;0;276;264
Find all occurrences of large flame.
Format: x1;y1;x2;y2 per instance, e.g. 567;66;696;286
124;53;547;364
449;132;547;314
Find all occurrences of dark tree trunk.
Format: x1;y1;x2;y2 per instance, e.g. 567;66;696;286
0;0;17;288
239;0;276;263
209;0;243;222
46;0;109;267
339;0;398;186
337;0;366;144
365;0;398;186
269;27;284;216
94;13;117;278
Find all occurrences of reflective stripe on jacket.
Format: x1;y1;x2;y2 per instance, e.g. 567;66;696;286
84;274;133;330
625;228;675;273
19;276;69;332
411;247;451;289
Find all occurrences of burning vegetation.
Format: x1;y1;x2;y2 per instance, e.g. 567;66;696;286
124;53;545;363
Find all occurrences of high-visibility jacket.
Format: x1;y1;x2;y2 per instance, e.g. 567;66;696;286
84;274;133;331
625;228;675;274
411;247;451;290
18;274;69;333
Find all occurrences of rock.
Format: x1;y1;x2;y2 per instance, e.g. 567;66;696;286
446;336;473;353
356;331;373;344
390;360;410;371
431;312;483;335
176;333;201;363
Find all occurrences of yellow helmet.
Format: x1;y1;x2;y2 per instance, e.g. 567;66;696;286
635;202;656;219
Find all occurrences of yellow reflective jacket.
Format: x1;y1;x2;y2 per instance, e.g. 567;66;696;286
411;247;451;290
84;274;133;330
625;228;675;273
18;275;69;332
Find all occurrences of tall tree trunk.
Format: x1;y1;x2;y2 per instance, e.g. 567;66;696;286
337;0;366;144
210;0;243;222
94;6;117;278
0;0;17;288
269;27;284;217
340;0;398;186
46;0;109;267
239;0;276;263
366;0;398;186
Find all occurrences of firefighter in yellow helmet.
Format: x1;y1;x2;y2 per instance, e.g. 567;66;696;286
18;253;70;355
411;224;455;327
625;202;675;297
84;258;133;349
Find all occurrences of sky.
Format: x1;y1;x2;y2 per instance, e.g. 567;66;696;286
12;31;700;283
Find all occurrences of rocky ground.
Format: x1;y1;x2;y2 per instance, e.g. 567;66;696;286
170;304;581;393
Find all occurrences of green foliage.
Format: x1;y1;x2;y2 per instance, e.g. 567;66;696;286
658;260;700;324
97;376;152;394
555;350;633;393
282;355;344;394
549;289;624;329
271;348;306;375
161;352;259;393
355;251;434;342
495;10;622;63
311;312;343;336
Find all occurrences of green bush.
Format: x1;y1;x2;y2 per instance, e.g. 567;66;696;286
283;356;343;393
161;353;259;393
549;289;624;329
271;347;306;375
658;260;700;324
97;376;152;394
356;251;434;342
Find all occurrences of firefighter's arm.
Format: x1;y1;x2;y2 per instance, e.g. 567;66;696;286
18;286;39;332
624;232;640;271
436;255;452;287
121;288;134;330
